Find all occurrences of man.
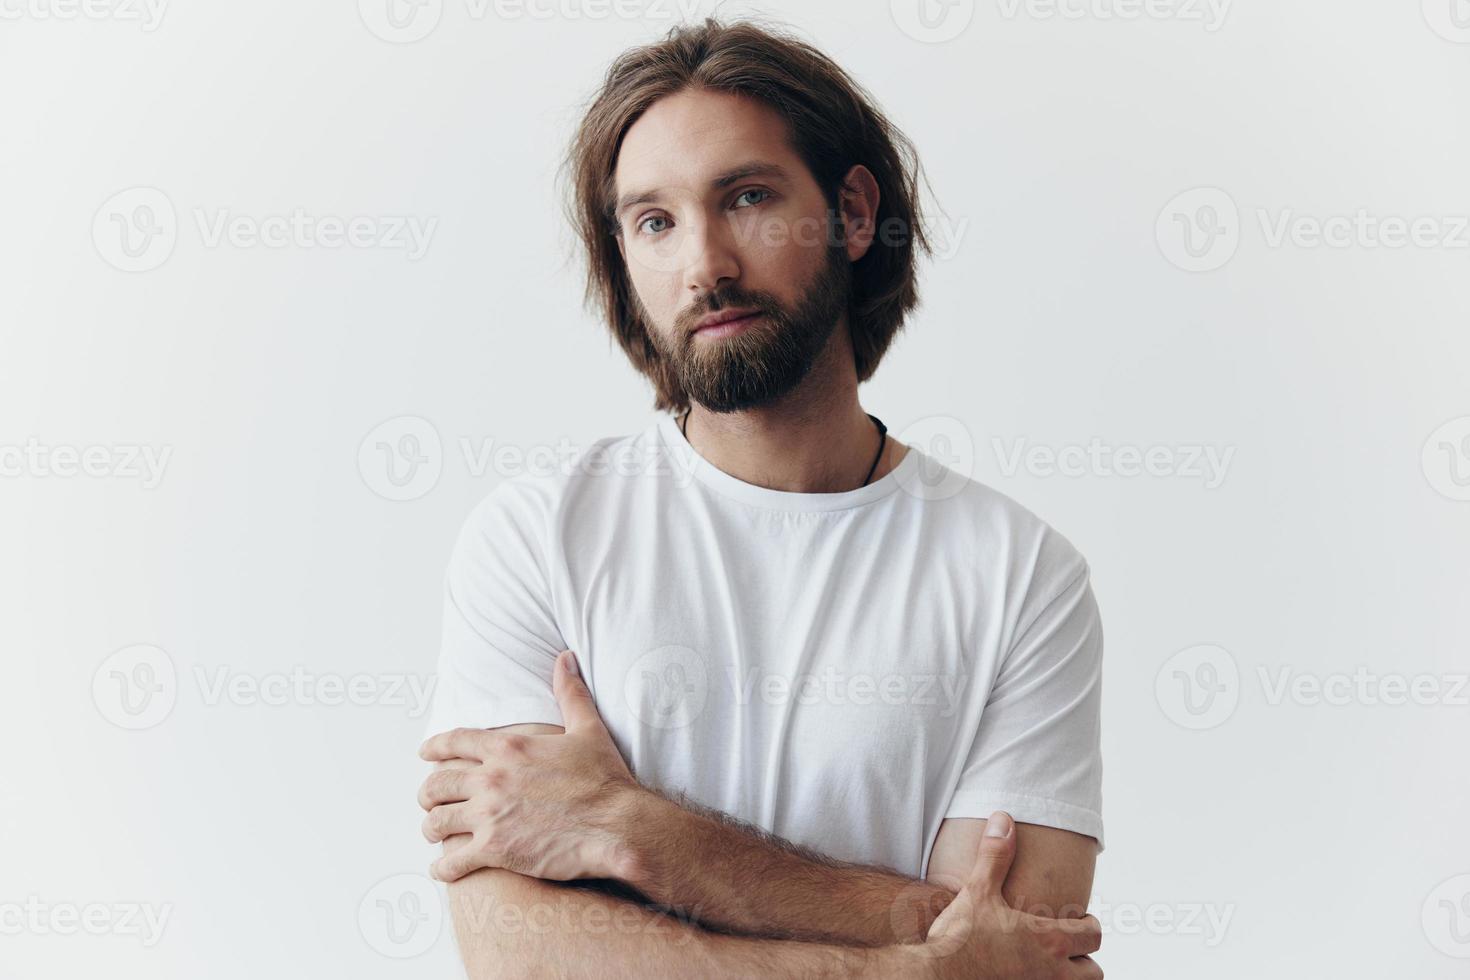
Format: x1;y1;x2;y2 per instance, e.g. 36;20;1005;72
417;17;1104;978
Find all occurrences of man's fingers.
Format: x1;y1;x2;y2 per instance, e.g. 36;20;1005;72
551;650;603;733
968;810;1017;901
1053;914;1103;958
429;844;483;883
421;801;475;844
1069;953;1104;979
419;727;494;762
417;768;474;810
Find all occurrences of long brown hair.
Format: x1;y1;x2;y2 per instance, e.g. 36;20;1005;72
559;15;933;415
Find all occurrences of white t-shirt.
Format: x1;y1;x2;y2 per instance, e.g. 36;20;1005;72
424;414;1104;880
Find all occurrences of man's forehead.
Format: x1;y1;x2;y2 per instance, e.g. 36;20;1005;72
613;91;799;211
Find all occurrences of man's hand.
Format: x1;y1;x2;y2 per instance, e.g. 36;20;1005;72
417;649;642;884
910;811;1103;979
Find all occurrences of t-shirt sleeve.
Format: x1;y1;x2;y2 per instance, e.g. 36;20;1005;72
421;478;569;738
944;550;1105;850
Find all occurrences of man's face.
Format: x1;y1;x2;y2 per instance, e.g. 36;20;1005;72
612;88;852;413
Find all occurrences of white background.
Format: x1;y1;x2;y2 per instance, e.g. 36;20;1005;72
2;0;1468;976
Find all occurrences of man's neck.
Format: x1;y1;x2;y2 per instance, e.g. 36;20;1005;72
680;338;906;494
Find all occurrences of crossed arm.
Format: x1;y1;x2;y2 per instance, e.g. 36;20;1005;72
431;739;1095;978
419;653;1100;977
435;795;901;979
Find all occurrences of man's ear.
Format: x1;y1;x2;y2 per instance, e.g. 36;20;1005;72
837;164;881;263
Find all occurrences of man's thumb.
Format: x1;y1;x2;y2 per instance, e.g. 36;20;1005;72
969;811;1016;900
552;650;601;732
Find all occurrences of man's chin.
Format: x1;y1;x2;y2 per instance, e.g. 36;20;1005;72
685;375;808;414
692;396;766;414
672;312;833;414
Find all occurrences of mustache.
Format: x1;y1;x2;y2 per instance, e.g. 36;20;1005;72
679;293;775;333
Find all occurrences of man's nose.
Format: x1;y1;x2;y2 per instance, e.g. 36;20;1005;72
682;214;741;297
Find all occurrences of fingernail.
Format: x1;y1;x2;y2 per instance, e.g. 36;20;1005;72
985;812;1013;838
563;651;579;677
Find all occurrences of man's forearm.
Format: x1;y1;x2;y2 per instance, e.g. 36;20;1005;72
447;861;922;980
615;786;956;947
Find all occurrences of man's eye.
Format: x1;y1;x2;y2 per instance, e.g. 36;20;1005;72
733;189;770;208
635;191;768;236
637;215;669;236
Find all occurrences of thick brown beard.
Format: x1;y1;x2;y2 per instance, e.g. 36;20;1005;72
655;241;853;414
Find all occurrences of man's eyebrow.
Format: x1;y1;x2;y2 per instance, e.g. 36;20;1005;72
613;161;793;219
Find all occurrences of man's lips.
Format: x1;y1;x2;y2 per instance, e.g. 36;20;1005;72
693;311;763;338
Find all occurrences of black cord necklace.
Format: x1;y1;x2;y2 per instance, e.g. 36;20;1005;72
679;411;888;487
